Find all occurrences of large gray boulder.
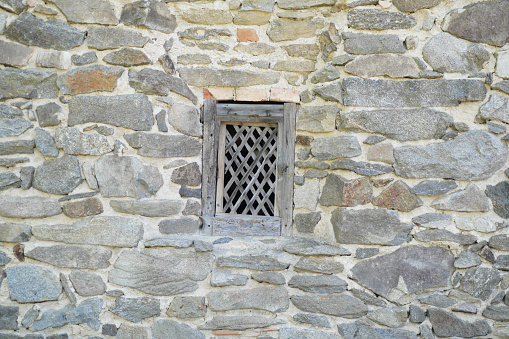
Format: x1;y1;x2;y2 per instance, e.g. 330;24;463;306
351;246;454;304
6;266;62;303
32;155;83;195
394;130;507;180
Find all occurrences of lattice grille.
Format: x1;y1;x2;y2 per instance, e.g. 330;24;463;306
221;124;278;216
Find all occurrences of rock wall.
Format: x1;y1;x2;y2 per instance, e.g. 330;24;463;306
1;0;509;338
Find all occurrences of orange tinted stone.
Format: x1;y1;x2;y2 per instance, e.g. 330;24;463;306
57;65;124;95
236;88;267;101
237;28;259;42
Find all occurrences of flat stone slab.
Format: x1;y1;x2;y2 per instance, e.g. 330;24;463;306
289;275;348;293
111;297;160;323
0;196;61;218
367;306;408;328
0;304;18;330
110;199;182;217
431;183;489;212
251;272;285;285
178;68;279;87
26;245;111;269
458;267;500;301
478;94;509;124
291;294;367;318
414;229;477;245
87;26;149;50
57;65;124;95
279;328;338;339
216;255;289;271
124;133;201;157
394;130;507;180
32;155;83;195
343;32;406;55
68;94;153;131
167;297;206;318
208;286;289;313
32;298;102;331
297;105;339;133
294;257;343;274
411;180;457;196
311;136;361;160
121;1;177;33
153;319;205;339
283;239;350;256
267;17;326;42
0;224;31;242
331;208;413;245
69;270;106;296
344;54;419;78
392;0;441;12
0;40;33;67
47;0;118;25
338;324;417;339
351;246;454;303
199;316;285;330
6;266;62;303
0;68;58;100
429;308;490;337
486;181;509;218
32;216;143;247
348;8;416;30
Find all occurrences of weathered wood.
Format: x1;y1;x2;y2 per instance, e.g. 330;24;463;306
201;100;219;235
280;103;297;236
212;215;281;236
215;123;227;213
217;103;284;117
217;116;281;124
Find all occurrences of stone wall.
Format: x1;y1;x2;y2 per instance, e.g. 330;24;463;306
1;0;509;337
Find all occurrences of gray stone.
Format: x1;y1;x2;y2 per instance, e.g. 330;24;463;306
5;12;84;50
144;238;194;248
282;44;320;60
36;50;72;69
455;216;496;233
340;109;452;141
344;54;419;78
47;0;118;24
482;306;509;321
423;33;489;73
210;269;247;287
283;239;349;256
443;0;509;47
479;94;509;125
32;298;102;331
54;127;112;155
0;196;61;218
0;305;18;330
394;130;507;180
180;186;201;199
69;270;106;296
296;105;339;133
21;305;39;328
209;286;288;313
95;156;162;198
153;319;205;339
311;136;361;160
331;159;394;176
6;266;61;303
32;216;143;247
0;140;34;156
60;272;77;306
419;294;456;308
367;307;407;328
292;294;367;318
455;250;482;268
252;272;285;285
348;9;416;30
0;173;20;191
272;59;316;73
109;249;212;295
216;255;289;271
0;40;33;67
277;0;332;9
490;234;509;251
116;323;149;339
178;68;279;87
293;313;330;328
102;323;118;336
313;81;343;102
199;316;284;330
294;257;343;274
169;104;202;136
0;0;25;13
194;240;213;252
267;18;326;42
356;248;379;259
288;275;347;293
111;297;160;323
0;252;10;266
337;324;417;339
0;68;58;100
129;69;198;105
181;8;232;24
343;78;487;107
295;212;321;233
26;245;111;269
167;297;206;318
121;1;177;33
68;94;152;131
110;200;181;217
393;0;440;12
331;208;412;245
35;102;61;127
32;155;82;195
0;158;29;168
411;180;457;196
279;328;337;339
234;42;275;56
71;52;97;65
414;229;477;245
156;110;168;132
488;121;507;134
58;191;98;202
431;183;489;211
343;33;406;55
103;47;150;66
35;128;58;157
0;105;22;117
183;200;201;216
429;308;490;338
486;181;509;218
178;54;211;65
351;246;454;303
493;81;509;95
459;267;500;301
159;219;199;234
497;50;509;79
496;255;509;271
125;133;201;158
409;305;426;323
310;65;341;84
0;224;31;242
363;135;386;145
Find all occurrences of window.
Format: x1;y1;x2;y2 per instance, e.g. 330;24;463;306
201;101;297;236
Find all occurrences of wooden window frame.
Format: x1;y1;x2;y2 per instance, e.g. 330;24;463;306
201;100;297;236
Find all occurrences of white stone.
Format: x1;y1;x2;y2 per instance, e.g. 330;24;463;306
294;179;320;211
36;51;72;70
455;216;496;233
496;50;509;79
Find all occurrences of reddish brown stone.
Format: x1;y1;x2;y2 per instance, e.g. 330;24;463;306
367;143;395;164
342;177;373;206
373;180;423;212
57;65;124;95
103;47;150;66
296;135;314;146
237;28;259;42
62;197;104;218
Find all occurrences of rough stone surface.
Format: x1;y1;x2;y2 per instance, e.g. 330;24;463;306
482;306;509;321
394;130;507;180
57;65;123;95
168;104;202;136
455;250;482;268
32;216;143;247
423;33;490;73
458;267;500;301
208;286;288;313
0;68;58;100
35;128;58;157
5;12;85;50
490;235;509;251
0;140;35;156
110;200;180;218
0;196;61;218
414;229;477;245
331;208;412;245
121;1;177;33
345;54;419;78
486;181;509;218
351;246;454;303
455;216;496;233
288;275;347;293
0;40;33;67
0;172;21;191
6;266;61;303
279;328;337;339
167;297;206;318
125;133;201;158
159;218;199;234
343;33;406;55
210;269;247;287
393;0;441;12
411;180;457;196
294;179;320;211
179;68;279;87
87;26;148;50
409;305;426;323
297;105;339;133
62;197;103;218
26;245;111;269
311;136;361;160
293;313;330;328
116;323;149;339
0;306;18;331
216;255;289;271
36;102;61;127
419;294;456;308
69;270;106;296
340;109;452;141
330;159;393;176
291;294;367;318
31;298;102;331
283;239;349;256
199;316;284;330
295;212;321;233
319;174;372;207
0;0;25;13
443;0;509;47
111;297;160;323
0;224;31;242
338;324;417;339
429;308;491;337
348;9;416;30
32;155;82;195
153;319;205;339
367;307;408;328
373;180;423;212
251;272;286;285
267;18;326;42
72;51;97;66
103;47;150;66
48;0;117;24
55;127;113;156
431;183;489;211
294;257;343;274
